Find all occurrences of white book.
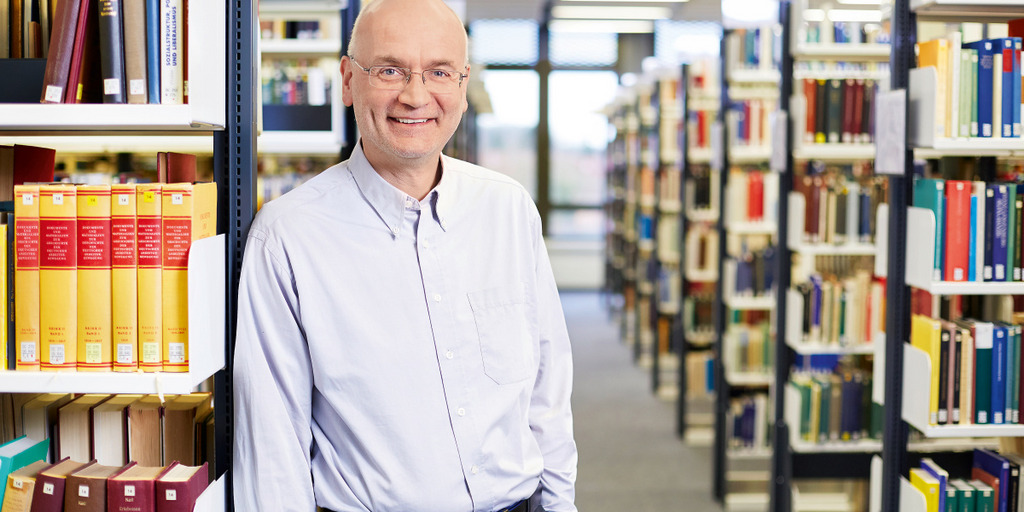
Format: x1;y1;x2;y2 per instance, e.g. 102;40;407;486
160;0;185;104
948;31;962;139
993;51;1003;139
973;181;987;281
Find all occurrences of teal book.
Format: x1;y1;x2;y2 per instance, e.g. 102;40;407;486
950;479;975;512
0;436;49;503
968;479;995;512
914;177;946;281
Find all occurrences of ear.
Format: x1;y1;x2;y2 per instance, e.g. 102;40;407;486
461;64;471;114
340;56;356;107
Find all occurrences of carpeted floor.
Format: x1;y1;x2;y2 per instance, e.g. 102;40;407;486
561;291;724;512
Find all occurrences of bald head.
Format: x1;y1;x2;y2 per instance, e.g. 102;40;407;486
348;0;469;65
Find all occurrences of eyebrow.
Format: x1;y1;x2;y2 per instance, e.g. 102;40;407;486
371;55;460;69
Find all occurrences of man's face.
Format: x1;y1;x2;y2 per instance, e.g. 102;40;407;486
341;4;469;171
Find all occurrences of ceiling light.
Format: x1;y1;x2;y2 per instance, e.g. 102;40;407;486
549;19;655;33
827;9;883;22
551;6;672;20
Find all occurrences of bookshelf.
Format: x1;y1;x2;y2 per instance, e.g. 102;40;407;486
0;0;262;510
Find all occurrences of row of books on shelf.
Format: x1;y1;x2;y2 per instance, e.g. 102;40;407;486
792;270;884;347
907;451;1024;512
793;171;886;245
0;441;209;512
684;167;716;213
657;168;680;207
913;178;1024;283
799;77;877;145
799;20;888;46
685;351;714;398
683;227;717;279
11;177;217;373
723;320;773;375
682;292;714;336
36;0;190;104
260;59;332;107
726;98;777;149
916;32;1024;140
259;19;325;41
910;312;1024;427
726;392;769;450
687;110;714;151
724;245;777;299
790;365;877;444
0;0;56;58
724;168;779;225
724;26;779;73
0;392;213;469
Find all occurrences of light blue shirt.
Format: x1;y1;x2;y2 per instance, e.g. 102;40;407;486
232;142;577;512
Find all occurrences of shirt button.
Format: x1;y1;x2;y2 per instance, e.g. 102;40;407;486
471;465;479;474
433;294;442;302
457;408;466;417
405;199;413;208
423;240;431;248
445;350;454;360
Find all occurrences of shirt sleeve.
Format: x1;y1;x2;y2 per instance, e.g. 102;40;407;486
233;227;317;512
527;212;579;512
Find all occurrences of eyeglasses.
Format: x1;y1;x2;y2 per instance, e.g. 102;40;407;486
349;57;468;93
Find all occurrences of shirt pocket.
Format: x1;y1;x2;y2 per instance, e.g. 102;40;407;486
467;283;532;385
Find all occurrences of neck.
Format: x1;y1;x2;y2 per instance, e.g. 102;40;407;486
366;153;442;201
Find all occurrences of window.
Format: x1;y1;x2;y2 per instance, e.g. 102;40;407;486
549;70;619;208
476;70;539;197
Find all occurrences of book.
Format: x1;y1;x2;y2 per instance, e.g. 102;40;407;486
122;0;148;103
974;449;1011;512
918;38;950;138
988;184;1010;282
30;457;88;512
145;0;160;103
970;479;996;512
154;462;207;512
972;320;995;424
945;180;971;282
14;186;40;371
156;153;196;184
98;0;126;103
950;479;976;512
992;323;1008;424
65;0;98;103
107;462;163;512
127;396;162;467
1;460;49;512
911;467;941;512
20;395;69;464
111;184;138;372
56;394;107;464
914;178;945;282
972;181;988;282
161;182;216;372
92;395;140;467
0;437;50;504
160;0;184;104
64;462;122;512
921;458;950;512
912;314;943;424
39;185;78;372
39;0;84;103
963;39;997;137
77;185;112;372
136;185;162;372
161;393;209;466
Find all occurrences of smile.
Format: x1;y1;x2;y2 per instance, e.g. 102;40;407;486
394;118;431;124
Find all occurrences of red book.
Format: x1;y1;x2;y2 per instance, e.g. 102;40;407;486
65;0;98;103
13;145;56;186
31;457;90;512
157;153;197;184
747;171;763;221
742;101;752;143
107;462;163;512
842;79;856;142
697;111;708;148
971;467;1001;508
852;80;865;141
945;180;972;281
154;462;209;512
40;0;84;103
804;78;817;143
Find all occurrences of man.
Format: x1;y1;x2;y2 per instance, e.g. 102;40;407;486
232;0;578;510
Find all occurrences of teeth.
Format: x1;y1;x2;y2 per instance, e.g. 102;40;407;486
396;118;429;124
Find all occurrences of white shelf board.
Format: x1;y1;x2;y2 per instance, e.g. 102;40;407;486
260;39;342;55
793;43;891;60
913;137;1024;154
793;143;876;161
686;269;718;283
258;0;344;13
785;339;876;355
258;130;344;155
729;145;773;164
790;438;882;453
689;147;713;163
726;448;773;459
686;208;718;222
658;200;682;214
910;0;1024;20
728;68;781;84
905;207;1024;294
726;371;773;387
686;329;716;346
725;295;775;311
726;220;777;235
0;135;214;154
657;302;681;316
0;235;226;395
903;343;1024;437
794;69;890;81
725;493;770;512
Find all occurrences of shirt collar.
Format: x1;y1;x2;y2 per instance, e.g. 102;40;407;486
347;140;457;234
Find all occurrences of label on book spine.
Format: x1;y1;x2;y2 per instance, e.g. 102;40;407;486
14;186;41;370
77;186;112;371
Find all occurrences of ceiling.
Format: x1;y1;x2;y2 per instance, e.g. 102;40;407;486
462;0;722;23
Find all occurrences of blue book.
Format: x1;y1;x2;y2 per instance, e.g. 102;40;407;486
810;274;823;336
970;195;979;281
914;177;946;281
963;39;998;137
921;458;950;512
993;324;1008;424
974;449;1011;512
990;184;1010;282
145;0;161;104
859;190;871;241
991;38;1022;137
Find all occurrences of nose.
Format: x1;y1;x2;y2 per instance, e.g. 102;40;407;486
397;72;431;106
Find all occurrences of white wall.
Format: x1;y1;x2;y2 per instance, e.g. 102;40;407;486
546;238;604;290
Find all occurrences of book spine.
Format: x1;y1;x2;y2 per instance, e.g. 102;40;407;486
137;185;163;372
14;186;40;371
993;325;1007;424
77;186;112;372
977;41;995;137
122;0;148;104
993;185;1010;282
112;185;139;372
107;478;156;512
970;195;979;281
1000;39;1016;137
98;0;127;103
64;0;96;104
146;0;161;103
39;0;83;103
1007;185;1018;282
39;185;78;372
160;0;184;104
161;184;196;372
946;180;972;281
826;79;842;143
32;473;68;512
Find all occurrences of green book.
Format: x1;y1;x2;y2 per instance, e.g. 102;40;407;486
913;177;946;282
945;483;958;512
968;479;995;512
816;374;831;443
949;479;975;512
0;436;49;503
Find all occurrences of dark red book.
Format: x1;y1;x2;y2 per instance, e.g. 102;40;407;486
852;80;865;141
157;153;197;184
65;0;98;103
804;78;816;143
945;180;972;281
842;78;856;142
31;458;91;512
13;145;56;185
154;462;209;512
107;462;163;512
40;0;85;103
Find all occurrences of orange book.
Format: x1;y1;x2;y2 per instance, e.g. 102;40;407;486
917;38;950;138
111;184;138;372
13;186;40;371
39;184;77;372
76;185;111;371
161;183;216;372
136;185;162;372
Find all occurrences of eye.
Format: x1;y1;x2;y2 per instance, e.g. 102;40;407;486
427;69;454;80
375;66;405;79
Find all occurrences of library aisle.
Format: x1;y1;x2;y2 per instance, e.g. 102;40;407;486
563;291;722;512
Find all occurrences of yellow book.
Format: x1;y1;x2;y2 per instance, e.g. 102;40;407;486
39;184;77;372
136;185;162;372
1;460;48;512
161;182;216;372
910;467;940;512
911;314;943;425
13;186;40;371
76;185;112;372
917;38;950;138
111;184;138;372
